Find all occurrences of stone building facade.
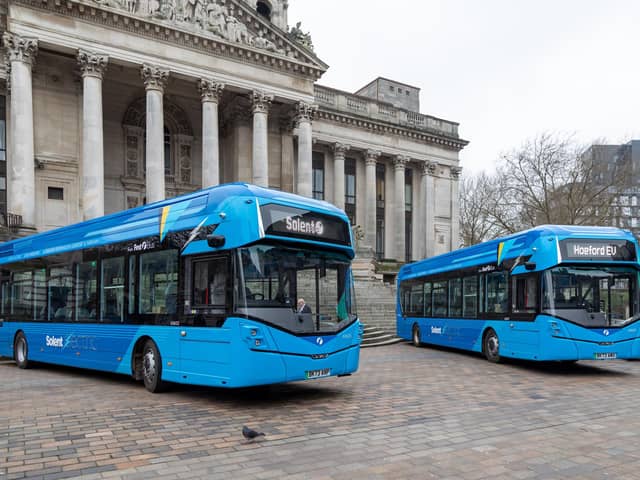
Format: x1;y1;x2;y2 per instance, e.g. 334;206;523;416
0;0;467;263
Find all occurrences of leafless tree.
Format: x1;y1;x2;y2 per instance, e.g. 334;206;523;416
460;132;629;247
460;173;502;246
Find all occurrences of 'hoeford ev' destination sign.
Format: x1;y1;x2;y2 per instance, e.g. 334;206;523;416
260;204;350;246
560;239;636;262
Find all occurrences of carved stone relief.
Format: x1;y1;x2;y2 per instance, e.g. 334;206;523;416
88;0;288;55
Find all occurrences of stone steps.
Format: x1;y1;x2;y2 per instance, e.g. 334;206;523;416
361;324;402;348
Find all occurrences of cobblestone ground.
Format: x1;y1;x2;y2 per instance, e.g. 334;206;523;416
2;343;640;479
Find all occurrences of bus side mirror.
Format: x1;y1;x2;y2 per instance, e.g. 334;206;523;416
525;262;536;271
207;234;226;248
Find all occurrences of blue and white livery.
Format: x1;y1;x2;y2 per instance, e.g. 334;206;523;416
397;225;640;363
0;183;362;391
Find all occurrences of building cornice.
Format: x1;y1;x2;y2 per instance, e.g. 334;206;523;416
315;108;469;152
11;0;327;81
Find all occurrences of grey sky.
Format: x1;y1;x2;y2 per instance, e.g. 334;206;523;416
287;0;640;174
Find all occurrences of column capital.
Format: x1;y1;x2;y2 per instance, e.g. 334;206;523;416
393;155;410;170
365;149;381;166
294;102;318;124
3;32;38;66
421;161;437;177
450;166;463;179
333;142;350;158
141;64;170;91
251;91;274;114
199;79;225;103
77;50;108;79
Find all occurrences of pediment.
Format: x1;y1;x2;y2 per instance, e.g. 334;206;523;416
76;0;327;73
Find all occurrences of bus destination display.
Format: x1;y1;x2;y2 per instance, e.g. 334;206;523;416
261;204;351;246
560;239;636;261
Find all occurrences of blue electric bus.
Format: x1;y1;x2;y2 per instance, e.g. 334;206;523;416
0;183;362;392
397;225;640;363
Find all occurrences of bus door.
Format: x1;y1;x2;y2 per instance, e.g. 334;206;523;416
179;255;232;379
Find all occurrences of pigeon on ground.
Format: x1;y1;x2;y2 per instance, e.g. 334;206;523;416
242;425;266;442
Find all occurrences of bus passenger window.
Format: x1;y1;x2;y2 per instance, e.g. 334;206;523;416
101;257;125;322
76;261;97;322
11;271;33;318
513;275;538;314
48;266;73;321
449;278;463;317
486;271;508;314
462;276;478;317
432;281;447;317
139;250;178;315
193;257;228;307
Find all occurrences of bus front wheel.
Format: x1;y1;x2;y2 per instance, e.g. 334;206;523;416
14;332;30;369
483;329;501;363
412;325;422;347
142;340;165;393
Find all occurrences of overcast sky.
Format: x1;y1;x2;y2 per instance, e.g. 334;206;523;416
287;0;640;175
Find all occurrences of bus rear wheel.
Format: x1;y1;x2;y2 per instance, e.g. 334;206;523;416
14;332;30;369
412;325;422;347
483;329;501;363
142;340;165;393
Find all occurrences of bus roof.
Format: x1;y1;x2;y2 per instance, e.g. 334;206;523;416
399;225;638;281
0;183;353;265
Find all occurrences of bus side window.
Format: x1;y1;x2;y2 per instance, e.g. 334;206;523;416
486;271;508;314
101;256;125;323
512;275;538;314
138;250;178;316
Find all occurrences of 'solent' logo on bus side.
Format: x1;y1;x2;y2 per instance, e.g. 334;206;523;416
46;335;64;348
285;216;324;236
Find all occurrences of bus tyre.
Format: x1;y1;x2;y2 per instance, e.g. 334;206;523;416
142;340;165;393
14;332;30;369
483;329;501;363
412;325;422;347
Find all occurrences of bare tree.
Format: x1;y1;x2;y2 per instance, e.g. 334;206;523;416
460;173;503;246
460;132;629;246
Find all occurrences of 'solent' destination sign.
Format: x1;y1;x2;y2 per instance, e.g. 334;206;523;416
560;239;636;262
261;204;350;245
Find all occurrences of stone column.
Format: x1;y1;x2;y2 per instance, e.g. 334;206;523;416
364;149;380;251
450;166;462;251
78;50;108;220
422;161;437;258
333;143;349;210
141;64;169;203
3;32;38;229
294;102;317;198
394;155;409;262
199;79;224;188
251;91;273;187
280;118;295;193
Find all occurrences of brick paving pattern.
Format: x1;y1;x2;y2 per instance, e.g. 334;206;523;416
2;344;640;479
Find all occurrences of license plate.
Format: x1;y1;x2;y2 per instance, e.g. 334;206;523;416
594;352;617;360
305;368;331;379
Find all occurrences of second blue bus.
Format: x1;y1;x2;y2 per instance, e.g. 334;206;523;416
397;225;640;362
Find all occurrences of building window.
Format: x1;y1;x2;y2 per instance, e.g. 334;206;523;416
164;127;172;176
376;163;385;260
48;187;64;201
345;159;356;225
256;1;272;21
405;169;413;263
389;85;394;92
312;152;325;200
406;90;410;96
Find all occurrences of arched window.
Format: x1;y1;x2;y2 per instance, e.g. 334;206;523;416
256;1;272;21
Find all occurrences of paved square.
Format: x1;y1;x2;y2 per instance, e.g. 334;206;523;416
2;343;640;479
